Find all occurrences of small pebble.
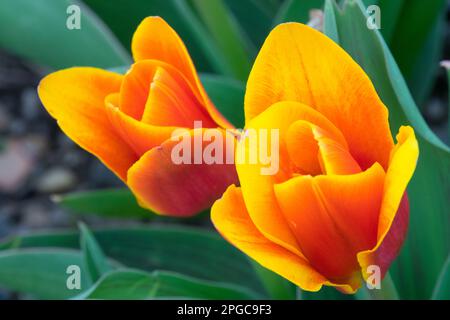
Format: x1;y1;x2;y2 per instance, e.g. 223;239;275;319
35;167;77;193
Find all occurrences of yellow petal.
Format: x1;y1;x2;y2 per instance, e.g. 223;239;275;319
38;67;135;181
245;22;394;170
131;16;233;129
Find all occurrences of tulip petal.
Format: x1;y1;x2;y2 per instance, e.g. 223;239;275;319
105;93;178;157
274;163;385;284
286;120;322;175
127;128;238;216
119;60;215;129
237;101;347;257
38;67;135;181
245;22;394;170
287;121;361;175
212;185;358;293
358;126;418;279
211;185;328;292
141;65;216;128
131;16;233;128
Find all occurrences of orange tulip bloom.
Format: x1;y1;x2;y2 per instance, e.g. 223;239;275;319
211;23;419;293
38;17;237;217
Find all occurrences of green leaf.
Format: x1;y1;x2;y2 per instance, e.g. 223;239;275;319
224;0;273;50
377;0;405;44
440;61;450;140
274;0;324;25
324;0;450;299
76;269;259;300
354;272;399;300
0;226;266;297
377;0;446;106
0;0;131;69
0;249;91;299
405;10;445;106
83;0;234;76
53;188;152;219
431;255;450;300
386;0;446;81
201;74;245;128
191;0;252;81
79;223;113;282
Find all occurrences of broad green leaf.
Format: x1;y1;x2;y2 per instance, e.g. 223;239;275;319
201;74;245;128
361;0;445;106
431;255;450;300
191;0;252;81
76;269;259;300
0;0;131;69
405;10;445;106
0;226;266;297
79;223;113;282
324;0;450;299
274;0;324;25
53;188;152;219
0;249;91;299
386;0;446;81
224;0;273;50
376;0;404;44
83;0;233;76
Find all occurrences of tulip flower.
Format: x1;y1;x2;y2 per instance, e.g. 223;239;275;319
38;17;238;217
211;23;419;293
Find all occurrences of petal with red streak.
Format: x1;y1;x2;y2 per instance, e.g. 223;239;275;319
358;126;418;279
127;128;238;216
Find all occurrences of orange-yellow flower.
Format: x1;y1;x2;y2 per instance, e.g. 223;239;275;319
38;17;237;217
211;23;419;293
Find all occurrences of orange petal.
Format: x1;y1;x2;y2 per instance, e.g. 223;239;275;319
119;60;215;129
141;65;216;128
131;16;233;129
236;101;347;257
127;128;238;216
105;93;177;157
358;126;418;279
274;163;385;284
37;67;135;181
211;185;328;292
287;121;361;175
245;22;394;170
286;120;322;175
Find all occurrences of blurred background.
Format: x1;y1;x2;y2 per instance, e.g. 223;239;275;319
0;0;449;300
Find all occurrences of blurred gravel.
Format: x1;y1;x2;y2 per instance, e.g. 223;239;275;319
0;49;131;245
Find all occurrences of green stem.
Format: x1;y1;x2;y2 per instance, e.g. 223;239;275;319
356;272;399;300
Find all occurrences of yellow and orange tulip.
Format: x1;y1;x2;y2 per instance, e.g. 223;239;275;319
211;23;419;293
38;17;237;217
